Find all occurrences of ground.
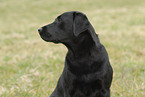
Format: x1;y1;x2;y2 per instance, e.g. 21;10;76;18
0;0;145;96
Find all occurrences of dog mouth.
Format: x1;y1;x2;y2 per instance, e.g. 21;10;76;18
39;32;60;43
39;31;52;41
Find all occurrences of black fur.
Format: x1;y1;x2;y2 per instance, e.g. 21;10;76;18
38;11;113;97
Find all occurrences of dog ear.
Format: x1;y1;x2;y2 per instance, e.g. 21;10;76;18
73;12;90;37
73;12;100;46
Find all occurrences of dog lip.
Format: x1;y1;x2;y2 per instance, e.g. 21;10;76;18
47;33;52;37
51;40;60;43
40;31;52;38
38;31;53;42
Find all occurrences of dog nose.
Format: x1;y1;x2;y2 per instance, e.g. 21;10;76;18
38;28;42;33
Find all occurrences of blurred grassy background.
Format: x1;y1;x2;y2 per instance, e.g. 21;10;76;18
0;0;145;96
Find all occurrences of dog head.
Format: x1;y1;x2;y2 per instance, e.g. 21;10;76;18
38;11;98;44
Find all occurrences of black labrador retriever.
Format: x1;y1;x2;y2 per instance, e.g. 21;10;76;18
38;11;113;97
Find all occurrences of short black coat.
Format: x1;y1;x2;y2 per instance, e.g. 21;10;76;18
38;11;113;97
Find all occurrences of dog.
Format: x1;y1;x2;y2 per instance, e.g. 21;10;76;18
38;11;113;97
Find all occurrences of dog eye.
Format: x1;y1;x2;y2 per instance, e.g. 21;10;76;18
57;18;62;23
56;16;63;23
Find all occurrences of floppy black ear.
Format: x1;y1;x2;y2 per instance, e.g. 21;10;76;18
73;12;100;46
73;12;90;36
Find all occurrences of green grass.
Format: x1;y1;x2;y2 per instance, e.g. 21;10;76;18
0;0;145;96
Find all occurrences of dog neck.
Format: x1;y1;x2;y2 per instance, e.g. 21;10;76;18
65;31;101;57
62;30;104;75
65;32;97;57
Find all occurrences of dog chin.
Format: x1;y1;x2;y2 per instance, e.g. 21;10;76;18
50;40;60;44
40;36;60;43
39;35;50;42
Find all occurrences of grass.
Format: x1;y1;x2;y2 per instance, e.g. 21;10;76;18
0;0;145;96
